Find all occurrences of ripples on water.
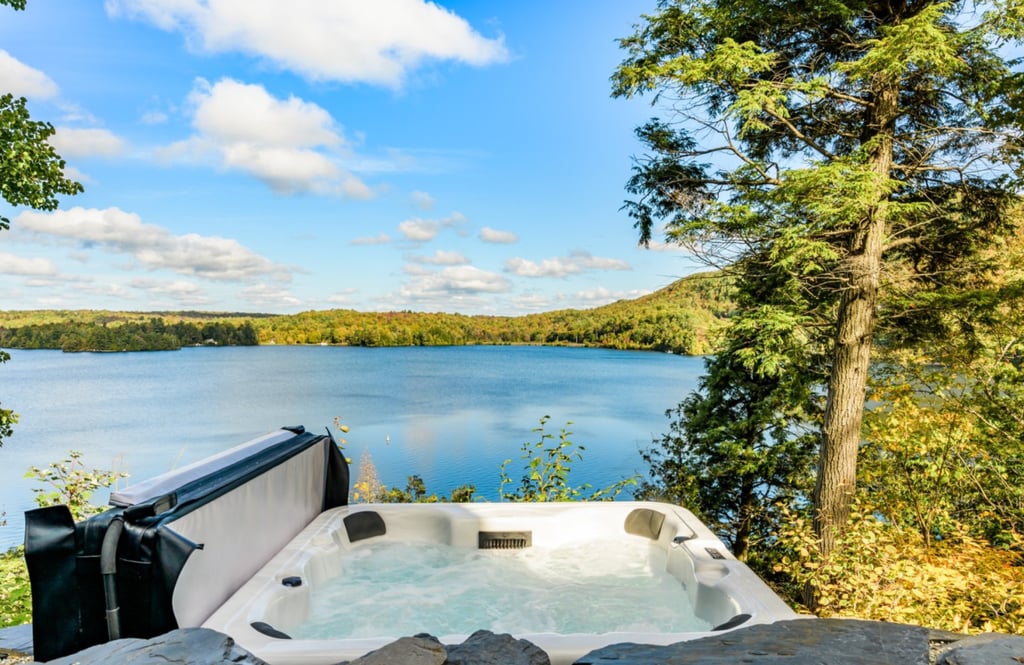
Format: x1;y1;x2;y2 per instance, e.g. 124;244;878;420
0;346;705;551
290;538;710;639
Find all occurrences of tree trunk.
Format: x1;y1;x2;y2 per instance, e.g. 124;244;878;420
812;80;898;556
733;475;756;561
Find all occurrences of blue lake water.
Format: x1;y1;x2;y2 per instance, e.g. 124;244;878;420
0;345;705;551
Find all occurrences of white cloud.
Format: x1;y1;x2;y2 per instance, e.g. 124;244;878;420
571;250;631;271
326;288;358;305
505;251;631;278
399;218;440;242
410;250;470;266
129;278;203;296
105;0;509;89
402;263;433;276
191;78;341;149
239;283;301;308
0;50;59;99
140;110;169;125
0;252;58;276
410;191;434;210
76;282;134;300
479;226;517;244
15;206;290;282
351;233;391;246
165;78;372;197
401;265;511;298
49;127;126;158
510;293;551;312
442;211;467;228
397;212;467;242
573;286;647;305
504;256;581;278
129;278;210;305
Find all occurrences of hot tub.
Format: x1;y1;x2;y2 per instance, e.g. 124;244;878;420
202;501;798;665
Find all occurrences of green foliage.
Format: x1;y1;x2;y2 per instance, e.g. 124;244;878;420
0;547;30;628
26;451;128;521
0;403;16;446
637;347;817;560
1;317;259;352
0;93;83;230
1;451;126;626
345;430;475;503
247;272;732;354
0;344;12;448
863;359;1024;546
500;416;636;502
614;0;1024;555
1;1;83;446
0;273;733;354
770;504;1024;634
757;283;1024;632
0;350;15;447
373;474;476;504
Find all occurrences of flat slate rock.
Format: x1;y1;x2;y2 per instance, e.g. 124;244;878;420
937;634;1024;665
0;623;33;657
40;627;267;665
574;618;930;665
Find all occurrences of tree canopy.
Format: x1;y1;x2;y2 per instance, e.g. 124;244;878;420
614;0;1024;554
0;94;82;231
1;0;83;446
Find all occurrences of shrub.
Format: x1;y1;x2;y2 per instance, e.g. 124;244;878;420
499;416;636;501
771;504;1024;634
26;451;127;521
0;547;30;628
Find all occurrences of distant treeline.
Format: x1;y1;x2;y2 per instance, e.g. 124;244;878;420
252;273;734;354
0;318;259;352
0;273;736;354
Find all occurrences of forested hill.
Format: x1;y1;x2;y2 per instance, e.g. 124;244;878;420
0;272;733;354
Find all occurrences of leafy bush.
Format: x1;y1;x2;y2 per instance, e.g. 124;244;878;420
26;451;128;520
771;505;1024;634
0;452;128;626
0;547;30;628
374;474;476;503
499;416;636;501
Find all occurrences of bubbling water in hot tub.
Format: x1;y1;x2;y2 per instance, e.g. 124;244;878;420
287;536;711;640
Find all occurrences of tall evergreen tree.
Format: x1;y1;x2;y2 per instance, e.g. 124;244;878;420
614;0;1024;554
638;310;818;560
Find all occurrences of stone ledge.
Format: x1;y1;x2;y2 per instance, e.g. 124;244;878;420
6;620;1022;665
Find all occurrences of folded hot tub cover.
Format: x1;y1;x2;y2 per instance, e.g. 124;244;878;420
24;426;350;661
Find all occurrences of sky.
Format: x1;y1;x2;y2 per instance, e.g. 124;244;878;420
0;0;701;316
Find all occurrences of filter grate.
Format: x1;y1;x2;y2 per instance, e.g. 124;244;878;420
478;530;532;549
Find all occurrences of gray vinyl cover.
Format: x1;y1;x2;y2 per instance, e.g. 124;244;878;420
24;426;350;662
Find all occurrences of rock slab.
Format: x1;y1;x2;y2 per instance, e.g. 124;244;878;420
573;618;930;665
346;635;447;665
41;627;267;665
937;634;1024;665
445;629;551;665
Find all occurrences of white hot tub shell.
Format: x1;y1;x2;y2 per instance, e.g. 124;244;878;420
202;501;799;665
24;429;800;665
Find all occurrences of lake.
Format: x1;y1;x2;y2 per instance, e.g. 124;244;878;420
0;345;705;551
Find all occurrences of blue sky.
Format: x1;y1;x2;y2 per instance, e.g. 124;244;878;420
0;0;699;315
